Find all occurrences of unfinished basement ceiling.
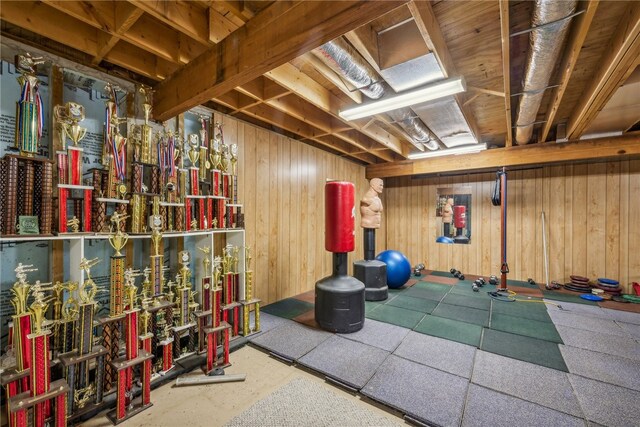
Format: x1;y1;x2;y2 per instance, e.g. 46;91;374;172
0;0;637;165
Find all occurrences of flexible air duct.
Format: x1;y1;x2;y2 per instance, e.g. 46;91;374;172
514;0;577;144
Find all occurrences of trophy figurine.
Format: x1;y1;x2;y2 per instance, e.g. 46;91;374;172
14;53;46;156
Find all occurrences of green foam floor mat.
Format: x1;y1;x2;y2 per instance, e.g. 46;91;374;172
403;286;449;302
414;315;483;347
490;313;563;343
413;282;453;292
386;295;439;314
480;329;568;372
448;283;492;298
365;300;383;314
490;300;552;323
507;278;539;289
262;298;314;319
432;303;490;327
429;271;455;277
365;304;426;329
542;291;598;305
442;293;492;311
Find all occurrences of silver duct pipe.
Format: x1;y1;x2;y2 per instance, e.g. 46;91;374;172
514;0;577;144
313;38;439;150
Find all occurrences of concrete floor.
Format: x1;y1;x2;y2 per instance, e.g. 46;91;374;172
79;345;403;427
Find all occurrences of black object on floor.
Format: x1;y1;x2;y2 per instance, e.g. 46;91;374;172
354;228;388;301
316;253;365;333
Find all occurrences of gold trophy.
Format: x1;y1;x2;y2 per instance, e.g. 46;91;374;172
187;134;200;166
108;212;130;257
55;101;87;149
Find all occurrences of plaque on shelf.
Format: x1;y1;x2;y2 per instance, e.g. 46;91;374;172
17;216;39;234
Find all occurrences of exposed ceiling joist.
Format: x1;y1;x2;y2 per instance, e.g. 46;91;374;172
539;0;600;143
127;0;211;46
152;0;407;121
94;2;144;64
498;0;512;146
265;63;407;157
366;134;640;179
1;1;100;55
567;2;640;139
407;0;481;144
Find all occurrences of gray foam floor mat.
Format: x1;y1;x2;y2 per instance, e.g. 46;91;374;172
250;321;331;360
338;319;410;352
568;374;640;426
556;324;640;361
471;350;583;417
248;312;292;337
393;331;476;378
461;384;585;427
601;308;640;325
361;355;468;427
548;310;630;338
559;345;640;391
298;335;390;389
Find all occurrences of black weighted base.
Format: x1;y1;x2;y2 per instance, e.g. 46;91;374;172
354;259;388;301
315;253;365;333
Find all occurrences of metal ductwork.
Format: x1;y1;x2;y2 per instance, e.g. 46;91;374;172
313;38;439;151
514;0;577;144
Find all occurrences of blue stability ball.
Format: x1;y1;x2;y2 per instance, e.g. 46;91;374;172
376;250;411;288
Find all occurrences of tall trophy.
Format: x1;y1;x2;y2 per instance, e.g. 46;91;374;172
14;53;45;157
108;211;129;317
241;246;261;336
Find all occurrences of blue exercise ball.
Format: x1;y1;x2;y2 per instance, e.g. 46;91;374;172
376;250;411;288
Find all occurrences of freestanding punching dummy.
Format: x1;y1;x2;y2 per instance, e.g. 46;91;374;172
452;205;469;243
315;181;365;333
353;178;388;301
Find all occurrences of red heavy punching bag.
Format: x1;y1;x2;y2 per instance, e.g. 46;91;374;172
325;181;355;253
453;205;466;229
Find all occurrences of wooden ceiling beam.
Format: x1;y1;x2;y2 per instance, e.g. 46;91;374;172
265;96;394;162
1;1;99;55
498;0;513;146
408;0;482;144
539;0;599;143
208;7;240;43
104;40;178;80
153;0;407;121
266;63;407;157
566;2;640;139
127;0;211;46
365;134;640;179
240;103;375;164
93;2;144;64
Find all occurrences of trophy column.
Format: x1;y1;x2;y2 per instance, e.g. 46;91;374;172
240;247;261;336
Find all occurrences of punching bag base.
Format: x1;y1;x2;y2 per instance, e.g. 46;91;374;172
353;260;388;301
315;275;365;333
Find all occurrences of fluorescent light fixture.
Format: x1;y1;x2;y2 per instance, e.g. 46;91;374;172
408;143;486;160
339;76;466;121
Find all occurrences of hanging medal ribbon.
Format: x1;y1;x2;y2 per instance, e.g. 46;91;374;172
168;135;176;177
35;86;44;140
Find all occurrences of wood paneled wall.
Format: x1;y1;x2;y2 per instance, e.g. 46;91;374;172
383;161;640;293
212;113;385;305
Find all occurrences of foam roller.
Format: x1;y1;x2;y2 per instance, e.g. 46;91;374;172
325;181;355;253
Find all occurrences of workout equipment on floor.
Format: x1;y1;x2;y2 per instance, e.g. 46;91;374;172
452;205;469;243
489;275;498;285
413;263;425;277
436;236;454;243
375;250;411;289
315;181;365;333
353;229;388;302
